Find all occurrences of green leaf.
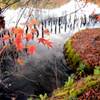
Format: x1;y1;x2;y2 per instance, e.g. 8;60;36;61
94;66;100;76
28;97;33;100
56;90;69;96
39;93;47;100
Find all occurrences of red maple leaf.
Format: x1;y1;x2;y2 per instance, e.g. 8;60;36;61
10;27;14;33
37;37;46;46
10;27;18;37
0;45;6;54
18;27;24;37
16;44;25;53
45;39;54;50
1;35;10;42
91;9;95;15
29;23;33;28
44;29;50;35
31;29;37;35
23;34;33;42
97;15;100;22
14;37;22;46
26;45;37;56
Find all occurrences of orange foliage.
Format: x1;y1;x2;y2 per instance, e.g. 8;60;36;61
95;0;100;3
44;29;50;35
37;37;46;46
80;0;100;4
26;45;37;56
14;37;23;46
0;17;53;66
31;29;37;35
17;58;24;66
91;9;95;15
23;34;33;42
97;15;100;22
0;45;6;54
17;27;24;37
1;35;10;42
45;39;54;50
15;44;25;53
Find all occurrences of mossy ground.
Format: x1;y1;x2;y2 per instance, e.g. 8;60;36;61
64;28;100;78
47;76;100;100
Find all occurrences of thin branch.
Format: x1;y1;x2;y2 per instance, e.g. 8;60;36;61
2;0;20;11
15;0;30;27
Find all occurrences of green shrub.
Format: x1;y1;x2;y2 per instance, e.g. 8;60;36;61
70;88;85;97
65;38;72;49
94;66;100;76
64;45;72;57
68;49;76;60
85;76;94;83
72;54;81;68
76;62;91;77
85;80;98;88
39;93;47;100
28;97;33;100
64;35;82;70
64;76;75;88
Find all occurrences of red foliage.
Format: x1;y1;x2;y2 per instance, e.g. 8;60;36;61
0;45;6;54
37;37;46;46
72;28;100;68
97;15;100;22
1;35;10;42
15;44;25;53
78;83;100;100
44;29;50;35
45;39;54;50
14;37;23;46
0;11;54;66
91;9;95;15
23;34;33;42
26;45;37;56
